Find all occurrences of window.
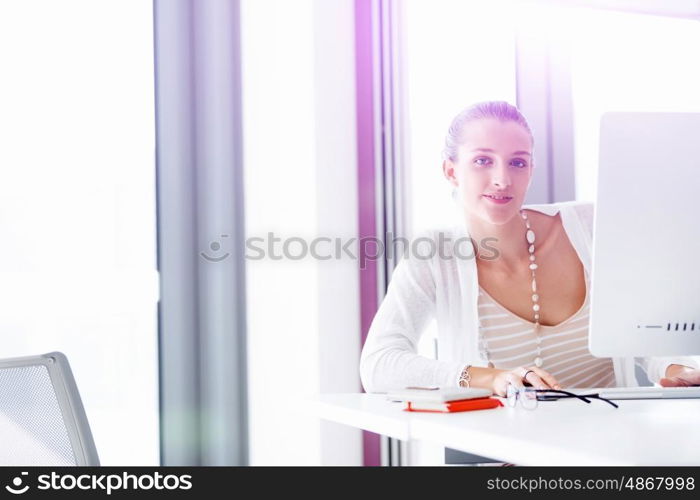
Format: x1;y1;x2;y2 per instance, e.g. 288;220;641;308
402;0;517;357
403;0;518;235
241;0;361;465
0;0;158;464
567;9;700;201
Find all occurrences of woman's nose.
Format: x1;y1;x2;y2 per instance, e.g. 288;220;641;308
491;165;511;188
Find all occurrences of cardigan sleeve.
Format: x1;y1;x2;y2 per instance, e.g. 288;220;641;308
359;247;465;393
575;202;700;385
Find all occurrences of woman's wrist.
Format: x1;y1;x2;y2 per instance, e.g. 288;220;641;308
458;365;472;387
459;365;501;391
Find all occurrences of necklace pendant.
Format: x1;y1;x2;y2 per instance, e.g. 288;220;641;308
534;356;543;368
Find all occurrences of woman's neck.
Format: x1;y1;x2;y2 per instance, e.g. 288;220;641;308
466;210;538;274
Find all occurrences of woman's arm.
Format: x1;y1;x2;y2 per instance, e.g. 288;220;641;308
638;356;700;385
359;251;465;393
358;237;565;394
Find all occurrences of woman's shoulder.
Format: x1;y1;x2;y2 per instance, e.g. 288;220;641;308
570;201;595;229
410;226;463;241
523;199;594;215
558;200;595;235
524;200;594;234
394;226;469;279
409;226;468;256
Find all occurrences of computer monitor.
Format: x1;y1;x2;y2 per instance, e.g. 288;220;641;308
589;112;700;357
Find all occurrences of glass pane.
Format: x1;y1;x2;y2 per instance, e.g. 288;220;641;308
241;0;362;464
404;0;517;235
0;0;158;464
568;10;700;201
403;0;517;357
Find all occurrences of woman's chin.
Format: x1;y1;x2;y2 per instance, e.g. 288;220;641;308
476;199;520;222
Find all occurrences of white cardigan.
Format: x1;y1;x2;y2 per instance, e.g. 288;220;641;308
360;200;699;392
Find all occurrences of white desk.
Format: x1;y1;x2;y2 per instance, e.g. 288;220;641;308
309;394;700;466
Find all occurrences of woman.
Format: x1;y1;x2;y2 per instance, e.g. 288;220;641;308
360;101;700;397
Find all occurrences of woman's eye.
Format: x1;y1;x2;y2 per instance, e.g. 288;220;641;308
474;157;528;168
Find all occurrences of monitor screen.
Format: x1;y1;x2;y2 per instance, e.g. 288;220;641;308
589;112;700;358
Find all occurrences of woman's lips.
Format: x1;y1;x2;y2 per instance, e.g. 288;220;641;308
483;194;513;204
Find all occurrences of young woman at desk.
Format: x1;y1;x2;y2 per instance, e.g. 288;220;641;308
360;101;700;397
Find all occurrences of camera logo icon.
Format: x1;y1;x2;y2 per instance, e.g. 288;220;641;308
201;234;230;263
5;472;29;494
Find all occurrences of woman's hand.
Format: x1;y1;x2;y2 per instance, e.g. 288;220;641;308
659;365;700;387
491;366;562;397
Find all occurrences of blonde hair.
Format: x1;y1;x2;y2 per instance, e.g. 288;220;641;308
442;101;534;162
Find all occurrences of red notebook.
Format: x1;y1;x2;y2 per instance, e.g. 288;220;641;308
404;397;503;413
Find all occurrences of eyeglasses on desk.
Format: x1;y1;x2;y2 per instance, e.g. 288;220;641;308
506;386;619;409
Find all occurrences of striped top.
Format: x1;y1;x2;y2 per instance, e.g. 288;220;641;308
477;269;616;388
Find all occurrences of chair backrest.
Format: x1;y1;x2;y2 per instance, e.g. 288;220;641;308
0;352;99;466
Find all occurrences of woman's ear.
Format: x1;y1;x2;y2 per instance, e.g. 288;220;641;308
442;159;459;187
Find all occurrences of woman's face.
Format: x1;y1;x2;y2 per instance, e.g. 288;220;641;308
443;118;534;225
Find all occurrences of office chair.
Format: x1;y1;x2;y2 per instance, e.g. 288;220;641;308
0;351;100;466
